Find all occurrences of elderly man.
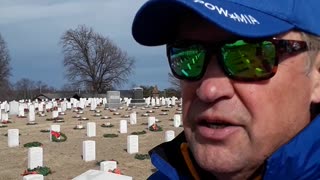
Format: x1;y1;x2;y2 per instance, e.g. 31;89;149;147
132;0;320;179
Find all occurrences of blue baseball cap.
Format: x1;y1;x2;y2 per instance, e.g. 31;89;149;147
132;0;320;46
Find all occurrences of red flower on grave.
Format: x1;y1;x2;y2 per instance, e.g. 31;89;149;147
2;120;8;124
21;170;38;176
152;123;158;131
51;131;61;138
109;168;121;174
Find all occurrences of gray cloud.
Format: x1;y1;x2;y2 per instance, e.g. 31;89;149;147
0;0;170;90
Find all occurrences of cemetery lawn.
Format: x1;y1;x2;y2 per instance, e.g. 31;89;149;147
0;105;183;179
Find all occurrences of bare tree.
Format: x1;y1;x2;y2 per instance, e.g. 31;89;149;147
0;33;12;100
60;25;135;94
14;79;56;100
14;78;35;100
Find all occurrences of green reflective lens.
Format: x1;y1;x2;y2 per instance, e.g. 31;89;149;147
169;45;206;79
221;40;276;79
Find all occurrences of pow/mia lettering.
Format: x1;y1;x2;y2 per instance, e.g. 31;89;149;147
193;0;260;25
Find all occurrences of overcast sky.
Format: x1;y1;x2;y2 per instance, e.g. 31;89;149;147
0;0;169;90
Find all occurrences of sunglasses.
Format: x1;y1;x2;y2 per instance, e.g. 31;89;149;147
167;38;309;81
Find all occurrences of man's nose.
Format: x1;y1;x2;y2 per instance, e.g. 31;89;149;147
196;59;235;103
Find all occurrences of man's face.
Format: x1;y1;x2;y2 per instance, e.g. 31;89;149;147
179;17;318;178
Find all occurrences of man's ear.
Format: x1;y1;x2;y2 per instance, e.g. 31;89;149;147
311;53;320;103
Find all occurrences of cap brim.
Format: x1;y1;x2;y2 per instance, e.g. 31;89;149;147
132;0;294;46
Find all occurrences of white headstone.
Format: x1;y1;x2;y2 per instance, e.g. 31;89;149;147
38;103;44;112
129;112;137;125
73;169;133;180
156;98;160;106
171;97;176;106
165;130;175;142
23;174;44;180
83;140;96;162
45;102;52;111
90;100;97;111
61;102;67;112
151;99;156;107
2;112;8;121
173;114;181;128
161;98;166;106
28;105;35;123
8;129;19;147
147;116;156;128
67;102;72;110
4;103;9;112
28;147;43;169
100;161;117;171
127;135;139;154
50;124;60;141
18;105;25;117
52;110;59;118
34;102;39;109
87;122;96;137
9;101;19;115
119;120;127;134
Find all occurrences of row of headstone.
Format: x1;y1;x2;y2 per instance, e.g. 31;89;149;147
6;113;180;148
3;93;181;118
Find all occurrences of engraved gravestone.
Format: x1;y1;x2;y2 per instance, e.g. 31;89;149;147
127;135;139;154
83;140;96;162
9;101;19;115
105;91;122;108
87;122;96;137
100;161;117;171
8;129;19;147
129;87;146;107
28;147;43;169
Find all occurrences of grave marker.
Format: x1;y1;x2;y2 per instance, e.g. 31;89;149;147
129;87;146;107
120;120;127;134
129;112;137;125
100;161;117;171
127;135;139;154
83;140;96;162
147;116;156;128
28;105;35;123
9;101;19;115
8;129;19;147
28;147;43;169
165;130;175;142
73;169;133;180
52;110;59;118
23;174;44;180
18;105;25;117
173;114;181;128
50;125;60;141
105;91;122;108
87;122;96;137
1;112;8;122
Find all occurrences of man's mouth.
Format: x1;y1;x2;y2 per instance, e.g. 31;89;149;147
199;120;232;129
195;118;241;140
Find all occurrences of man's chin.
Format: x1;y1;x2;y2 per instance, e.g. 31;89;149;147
196;153;241;172
190;142;248;175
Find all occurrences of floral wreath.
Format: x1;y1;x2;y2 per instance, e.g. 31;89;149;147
21;166;51;176
51;131;67;142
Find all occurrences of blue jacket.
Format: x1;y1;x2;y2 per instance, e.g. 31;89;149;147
148;116;320;179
